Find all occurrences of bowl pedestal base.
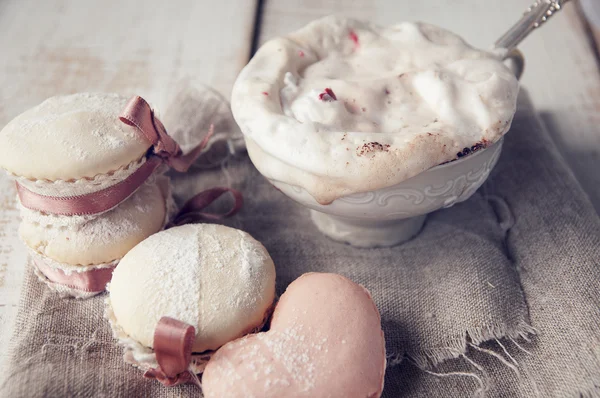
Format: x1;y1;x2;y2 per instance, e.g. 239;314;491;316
310;210;426;248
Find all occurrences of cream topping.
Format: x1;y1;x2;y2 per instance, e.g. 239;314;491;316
231;16;519;203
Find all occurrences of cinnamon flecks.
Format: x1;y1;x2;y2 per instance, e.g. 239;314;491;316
319;88;337;102
356;142;390;156
456;141;487;158
440;140;489;165
349;30;359;47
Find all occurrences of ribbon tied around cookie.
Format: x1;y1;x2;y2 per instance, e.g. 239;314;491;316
120;96;209;173
17;95;238;216
17;95;223;216
143;317;200;387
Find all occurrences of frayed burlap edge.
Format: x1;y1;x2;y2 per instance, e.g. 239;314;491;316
387;321;537;369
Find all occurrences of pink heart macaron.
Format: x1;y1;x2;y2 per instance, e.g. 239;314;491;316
202;272;386;397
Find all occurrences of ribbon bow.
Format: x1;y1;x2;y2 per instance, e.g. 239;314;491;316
143;317;200;387
120;96;209;173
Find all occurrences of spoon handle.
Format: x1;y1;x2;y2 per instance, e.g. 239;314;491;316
494;0;571;53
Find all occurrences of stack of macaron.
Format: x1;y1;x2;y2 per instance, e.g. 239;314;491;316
0;93;215;298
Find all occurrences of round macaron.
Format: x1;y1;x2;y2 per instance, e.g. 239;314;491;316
20;179;169;267
0;93;151;197
107;224;276;355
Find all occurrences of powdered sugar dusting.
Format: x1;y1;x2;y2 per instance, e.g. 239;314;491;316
259;328;317;392
139;224;203;336
90;128;128;150
208;326;323;395
0;92;150;180
62;139;91;161
11;93;139;151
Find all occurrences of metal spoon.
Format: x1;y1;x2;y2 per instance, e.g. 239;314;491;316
495;0;572;53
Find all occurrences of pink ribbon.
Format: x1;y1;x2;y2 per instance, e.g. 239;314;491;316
33;257;116;293
119;96;211;173
143;317;199;387
16;157;162;216
18;95;213;216
170;187;244;227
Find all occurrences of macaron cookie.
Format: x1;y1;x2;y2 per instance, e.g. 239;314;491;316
105;224;276;377
24;176;172;298
202;272;386;398
0;93;152;199
21;178;170;266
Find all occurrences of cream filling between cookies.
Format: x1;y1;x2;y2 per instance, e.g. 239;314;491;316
13;154;149;198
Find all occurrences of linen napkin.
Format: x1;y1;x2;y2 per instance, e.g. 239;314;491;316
1;88;598;397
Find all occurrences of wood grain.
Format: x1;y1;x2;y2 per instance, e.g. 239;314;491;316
0;0;258;369
258;0;600;213
579;0;600;62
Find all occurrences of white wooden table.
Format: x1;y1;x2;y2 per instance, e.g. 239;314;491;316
1;0;599;372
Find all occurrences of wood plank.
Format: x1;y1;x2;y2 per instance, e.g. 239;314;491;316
0;0;258;368
258;0;600;214
579;0;600;59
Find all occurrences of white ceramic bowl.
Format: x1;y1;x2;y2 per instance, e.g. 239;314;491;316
242;49;520;247
267;138;503;247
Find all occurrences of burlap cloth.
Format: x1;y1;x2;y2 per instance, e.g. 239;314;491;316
1;89;599;397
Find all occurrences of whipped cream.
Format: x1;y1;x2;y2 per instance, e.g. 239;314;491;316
232;16;519;204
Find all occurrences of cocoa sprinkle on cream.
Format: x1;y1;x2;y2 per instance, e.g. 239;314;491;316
356;142;390;156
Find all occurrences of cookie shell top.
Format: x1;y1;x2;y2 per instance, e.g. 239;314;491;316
0;93;151;181
108;224;276;353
